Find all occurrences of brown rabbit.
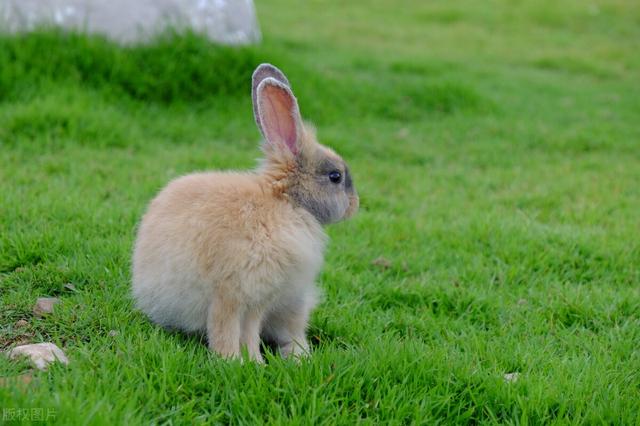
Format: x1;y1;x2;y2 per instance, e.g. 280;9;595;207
132;64;358;362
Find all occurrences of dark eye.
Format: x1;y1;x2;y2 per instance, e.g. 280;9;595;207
328;170;342;184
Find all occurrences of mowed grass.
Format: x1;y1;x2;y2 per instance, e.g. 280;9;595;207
1;0;640;423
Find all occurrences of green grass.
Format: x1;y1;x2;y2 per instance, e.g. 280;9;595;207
1;0;640;423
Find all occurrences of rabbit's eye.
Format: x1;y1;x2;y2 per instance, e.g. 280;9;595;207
329;170;342;184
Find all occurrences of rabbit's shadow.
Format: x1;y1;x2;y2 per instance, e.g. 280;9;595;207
166;325;346;360
167;329;290;359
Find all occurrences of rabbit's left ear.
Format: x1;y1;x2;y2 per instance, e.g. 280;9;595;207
255;77;302;155
252;63;291;137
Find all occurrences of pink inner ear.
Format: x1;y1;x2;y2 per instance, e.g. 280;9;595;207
259;83;299;155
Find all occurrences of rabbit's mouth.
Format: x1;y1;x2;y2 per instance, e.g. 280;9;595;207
343;192;359;220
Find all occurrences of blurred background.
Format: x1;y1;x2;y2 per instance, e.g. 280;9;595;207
1;0;639;423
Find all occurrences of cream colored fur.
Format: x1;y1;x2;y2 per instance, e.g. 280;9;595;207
132;64;358;362
133;171;325;361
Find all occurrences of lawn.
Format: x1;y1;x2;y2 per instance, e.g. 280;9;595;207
1;0;640;423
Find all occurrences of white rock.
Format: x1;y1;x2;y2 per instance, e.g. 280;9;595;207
33;297;60;316
503;372;520;383
64;283;78;292
0;0;261;45
8;343;69;371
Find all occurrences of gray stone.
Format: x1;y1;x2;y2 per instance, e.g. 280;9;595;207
33;297;60;316
8;343;69;370
0;0;260;44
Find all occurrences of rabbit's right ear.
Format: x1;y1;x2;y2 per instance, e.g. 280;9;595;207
252;64;291;135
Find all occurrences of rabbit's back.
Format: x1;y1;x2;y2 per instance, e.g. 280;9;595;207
132;171;326;332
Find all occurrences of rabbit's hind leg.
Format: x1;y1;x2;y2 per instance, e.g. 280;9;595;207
261;287;317;358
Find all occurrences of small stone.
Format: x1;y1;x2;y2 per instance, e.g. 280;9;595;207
8;343;69;371
64;283;78;292
396;127;410;139
108;330;119;337
371;256;392;270
503;372;520;383
15;319;29;328
517;299;528;306
33;298;60;317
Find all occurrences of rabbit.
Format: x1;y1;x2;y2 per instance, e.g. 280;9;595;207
131;63;358;362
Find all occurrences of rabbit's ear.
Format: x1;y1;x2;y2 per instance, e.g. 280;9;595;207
256;77;302;155
252;64;291;136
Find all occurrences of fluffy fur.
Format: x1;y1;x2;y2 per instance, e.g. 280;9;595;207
132;63;358;362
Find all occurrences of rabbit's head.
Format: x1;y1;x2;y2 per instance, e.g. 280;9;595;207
252;64;358;225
